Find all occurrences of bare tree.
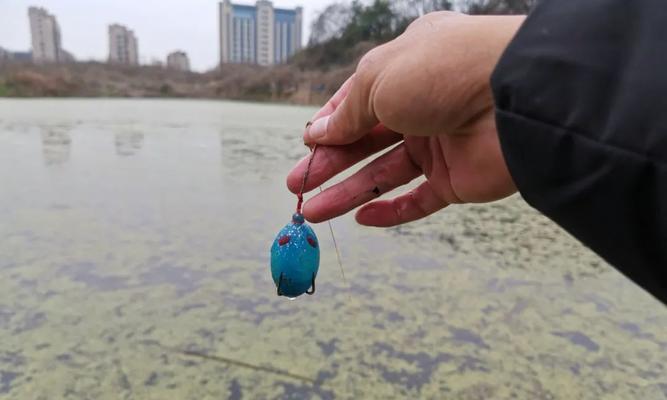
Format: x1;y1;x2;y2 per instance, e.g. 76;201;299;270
309;3;354;45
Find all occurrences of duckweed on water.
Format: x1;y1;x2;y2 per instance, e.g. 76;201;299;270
0;99;665;399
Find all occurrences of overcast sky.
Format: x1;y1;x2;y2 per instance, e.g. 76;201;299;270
0;0;339;71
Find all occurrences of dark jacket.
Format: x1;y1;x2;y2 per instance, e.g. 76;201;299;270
491;0;667;305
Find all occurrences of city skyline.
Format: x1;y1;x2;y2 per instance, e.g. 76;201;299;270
0;0;333;71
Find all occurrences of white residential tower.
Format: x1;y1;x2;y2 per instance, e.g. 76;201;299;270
109;24;139;65
28;7;63;63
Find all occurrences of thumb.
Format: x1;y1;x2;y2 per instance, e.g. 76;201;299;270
304;74;379;146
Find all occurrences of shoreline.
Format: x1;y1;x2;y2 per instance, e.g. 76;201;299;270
0;61;354;106
0;95;324;107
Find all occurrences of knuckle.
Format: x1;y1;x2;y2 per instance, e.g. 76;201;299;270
368;163;392;191
406;11;461;32
425;10;460;20
409;189;429;217
405;15;427;32
390;197;403;221
327;113;346;140
356;46;384;77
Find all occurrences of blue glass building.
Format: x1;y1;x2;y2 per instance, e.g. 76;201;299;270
219;1;303;66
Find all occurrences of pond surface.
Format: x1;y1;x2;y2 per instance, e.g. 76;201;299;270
0;99;665;400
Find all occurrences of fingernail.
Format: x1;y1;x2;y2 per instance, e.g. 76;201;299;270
307;116;329;141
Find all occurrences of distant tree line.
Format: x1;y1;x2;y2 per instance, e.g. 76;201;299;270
295;0;535;69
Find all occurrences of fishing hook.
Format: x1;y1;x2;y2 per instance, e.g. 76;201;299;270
277;272;285;296
306;273;316;295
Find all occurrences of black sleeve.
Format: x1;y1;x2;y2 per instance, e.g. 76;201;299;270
491;0;667;305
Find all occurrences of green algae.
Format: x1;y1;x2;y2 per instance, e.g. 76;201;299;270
0;99;665;399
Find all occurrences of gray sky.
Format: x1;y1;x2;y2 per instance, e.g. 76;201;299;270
0;0;339;71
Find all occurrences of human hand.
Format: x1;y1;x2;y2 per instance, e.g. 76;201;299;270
287;12;525;227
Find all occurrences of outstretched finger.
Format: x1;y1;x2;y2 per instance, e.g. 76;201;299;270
355;181;448;227
287;125;402;194
301;143;421;223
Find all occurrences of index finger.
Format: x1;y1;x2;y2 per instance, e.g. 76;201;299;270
287;124;402;194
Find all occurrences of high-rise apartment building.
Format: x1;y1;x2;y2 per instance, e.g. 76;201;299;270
219;1;302;66
109;24;139;65
166;51;190;72
28;6;63;63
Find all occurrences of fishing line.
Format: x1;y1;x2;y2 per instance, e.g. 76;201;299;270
299;144;348;289
296;144;317;214
325;214;347;287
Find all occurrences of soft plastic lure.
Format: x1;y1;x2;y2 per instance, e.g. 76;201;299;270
270;145;320;298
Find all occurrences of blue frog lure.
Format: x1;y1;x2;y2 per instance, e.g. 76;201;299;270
270;144;321;298
270;212;320;298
